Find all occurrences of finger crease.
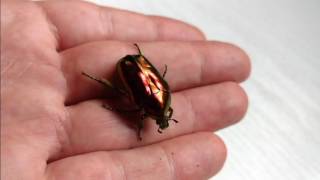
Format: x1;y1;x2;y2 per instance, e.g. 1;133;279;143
159;145;176;180
110;154;128;180
37;3;61;51
182;92;197;132
47;108;71;160
100;7;114;39
150;17;161;40
198;47;206;85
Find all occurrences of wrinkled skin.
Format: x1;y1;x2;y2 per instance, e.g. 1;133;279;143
1;1;250;180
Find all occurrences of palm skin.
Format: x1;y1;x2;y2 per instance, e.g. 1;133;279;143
1;1;250;180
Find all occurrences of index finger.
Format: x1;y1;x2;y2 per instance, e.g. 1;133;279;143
37;1;205;50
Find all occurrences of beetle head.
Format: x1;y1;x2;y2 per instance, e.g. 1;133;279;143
156;107;178;132
157;119;169;130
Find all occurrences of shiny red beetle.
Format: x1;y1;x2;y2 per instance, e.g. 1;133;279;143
82;44;178;140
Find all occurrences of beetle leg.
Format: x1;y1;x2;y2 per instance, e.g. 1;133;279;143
137;120;143;141
168;107;173;118
113;87;129;96
137;108;147;141
162;64;168;78
103;104;140;113
169;119;179;123
82;72;113;87
167;107;178;123
137;112;146;141
134;43;143;56
82;72;128;96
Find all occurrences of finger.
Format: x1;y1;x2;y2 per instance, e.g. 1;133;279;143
37;1;205;50
59;82;247;156
61;41;250;104
46;132;226;180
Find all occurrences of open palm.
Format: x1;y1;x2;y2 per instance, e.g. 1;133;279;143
1;1;250;180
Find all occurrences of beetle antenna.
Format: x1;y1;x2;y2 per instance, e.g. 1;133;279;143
134;43;143;56
169;119;178;123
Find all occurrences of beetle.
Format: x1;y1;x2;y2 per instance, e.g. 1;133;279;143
82;44;178;140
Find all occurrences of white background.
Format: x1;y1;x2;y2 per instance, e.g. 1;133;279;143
90;0;320;179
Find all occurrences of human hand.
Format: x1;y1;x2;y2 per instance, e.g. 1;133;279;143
1;1;250;179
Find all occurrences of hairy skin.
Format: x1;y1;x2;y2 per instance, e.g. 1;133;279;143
1;1;250;180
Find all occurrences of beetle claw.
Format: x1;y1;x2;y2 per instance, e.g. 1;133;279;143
157;128;163;134
170;119;179;123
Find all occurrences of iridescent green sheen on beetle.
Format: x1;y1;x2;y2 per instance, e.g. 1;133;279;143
82;44;178;140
